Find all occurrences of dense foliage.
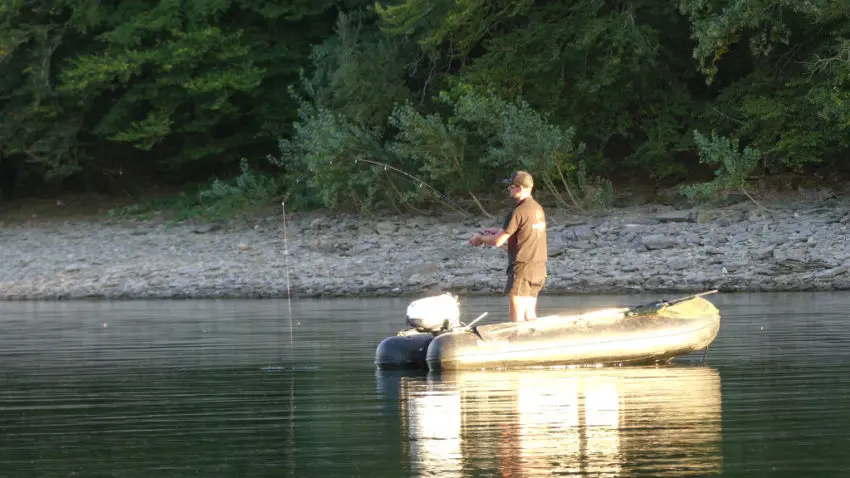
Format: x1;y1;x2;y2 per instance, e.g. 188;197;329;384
0;0;359;185
2;0;849;212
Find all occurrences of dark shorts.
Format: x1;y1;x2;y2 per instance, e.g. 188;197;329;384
504;274;545;297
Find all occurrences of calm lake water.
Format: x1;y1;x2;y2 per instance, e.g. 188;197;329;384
1;292;849;477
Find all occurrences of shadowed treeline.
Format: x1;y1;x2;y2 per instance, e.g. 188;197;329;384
2;1;850;215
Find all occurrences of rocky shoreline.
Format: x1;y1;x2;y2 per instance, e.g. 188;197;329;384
2;196;850;300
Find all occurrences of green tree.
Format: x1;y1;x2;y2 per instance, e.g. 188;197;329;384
0;1;94;178
377;0;701;180
57;0;347;176
680;0;850;171
0;0;367;184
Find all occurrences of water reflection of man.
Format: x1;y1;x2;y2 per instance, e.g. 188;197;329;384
469;171;548;322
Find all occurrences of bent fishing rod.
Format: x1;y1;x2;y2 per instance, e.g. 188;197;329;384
276;152;477;217
352;157;475;218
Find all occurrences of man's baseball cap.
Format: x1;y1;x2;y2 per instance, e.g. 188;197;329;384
502;170;534;189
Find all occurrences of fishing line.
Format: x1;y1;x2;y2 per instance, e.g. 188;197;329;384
281;200;294;363
282;200;296;477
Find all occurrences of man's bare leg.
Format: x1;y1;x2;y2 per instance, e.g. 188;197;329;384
510;296;538;322
523;297;538;321
509;295;524;322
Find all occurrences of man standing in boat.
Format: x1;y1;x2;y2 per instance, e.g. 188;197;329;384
469;171;548;322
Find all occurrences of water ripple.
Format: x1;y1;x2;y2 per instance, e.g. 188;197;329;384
1;292;850;476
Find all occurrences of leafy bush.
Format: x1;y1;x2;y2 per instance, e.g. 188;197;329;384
197;158;284;217
273;90;402;212
573;160;614;212
387;102;477;197
277;75;607;214
388;87;603;213
108;158;284;221
679;130;761;201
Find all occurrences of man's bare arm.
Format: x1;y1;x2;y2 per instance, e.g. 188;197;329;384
470;229;510;247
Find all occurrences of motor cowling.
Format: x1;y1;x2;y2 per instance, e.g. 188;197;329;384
406;293;461;333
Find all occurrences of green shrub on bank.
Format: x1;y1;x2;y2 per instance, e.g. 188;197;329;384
679;131;761;202
275;76;612;215
108;159;285;221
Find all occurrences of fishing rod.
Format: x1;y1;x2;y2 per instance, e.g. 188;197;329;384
624;290;719;318
342;126;469;214
275;149;476;217
352;157;475;218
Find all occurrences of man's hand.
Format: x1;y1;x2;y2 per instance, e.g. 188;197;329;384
471;227;505;247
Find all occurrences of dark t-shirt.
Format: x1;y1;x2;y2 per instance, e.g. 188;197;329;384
502;197;547;280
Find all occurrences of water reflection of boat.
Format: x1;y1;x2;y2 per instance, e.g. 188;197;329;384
376;291;721;371
385;366;722;477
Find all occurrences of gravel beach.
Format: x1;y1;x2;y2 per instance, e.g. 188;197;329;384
2;196;849;300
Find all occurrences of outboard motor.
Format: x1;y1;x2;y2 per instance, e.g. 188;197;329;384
406;293;461;333
375;293;463;370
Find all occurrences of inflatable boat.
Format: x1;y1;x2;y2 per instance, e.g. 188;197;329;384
374;290;721;371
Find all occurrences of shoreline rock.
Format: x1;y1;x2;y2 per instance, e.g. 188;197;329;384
2;197;850;300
